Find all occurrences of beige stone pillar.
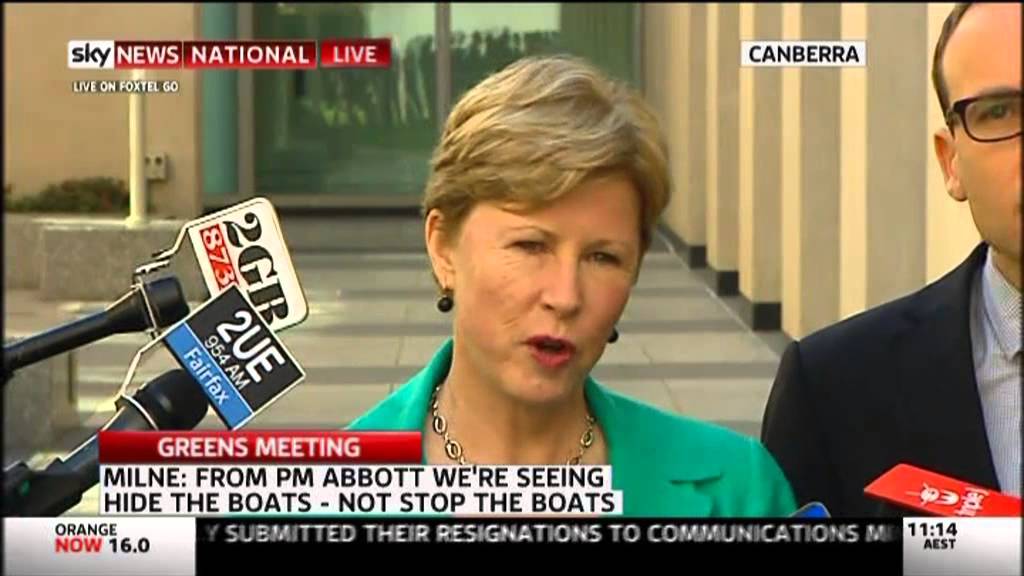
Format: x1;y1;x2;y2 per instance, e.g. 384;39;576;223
705;4;741;294
864;3;930;307
781;3;804;338
839;3;869;319
686;4;709;267
781;3;843;339
644;4;695;265
738;3;783;329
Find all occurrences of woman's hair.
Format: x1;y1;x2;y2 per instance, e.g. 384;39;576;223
423;54;670;261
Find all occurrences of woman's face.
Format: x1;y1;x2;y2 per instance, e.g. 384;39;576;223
428;173;642;406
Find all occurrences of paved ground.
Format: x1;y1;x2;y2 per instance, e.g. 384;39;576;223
3;219;787;515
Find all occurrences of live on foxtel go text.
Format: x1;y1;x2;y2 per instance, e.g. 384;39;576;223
72;79;180;94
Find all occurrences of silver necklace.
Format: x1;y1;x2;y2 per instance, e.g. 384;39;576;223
428;380;596;465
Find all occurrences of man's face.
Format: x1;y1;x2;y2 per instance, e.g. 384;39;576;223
934;3;1022;276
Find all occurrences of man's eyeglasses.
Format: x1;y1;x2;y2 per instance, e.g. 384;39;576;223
945;90;1022;143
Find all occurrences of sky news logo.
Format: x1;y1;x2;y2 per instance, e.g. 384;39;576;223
68;39;392;70
68;40;117;69
741;41;866;67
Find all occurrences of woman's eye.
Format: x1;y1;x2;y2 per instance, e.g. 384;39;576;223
511;241;622;265
514;240;546;254
591;252;621;265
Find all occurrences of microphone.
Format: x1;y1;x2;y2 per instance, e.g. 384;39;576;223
150;196;309;333
3;277;190;379
791;501;831;518
122;198;307;431
864;463;1021;517
2;369;209;516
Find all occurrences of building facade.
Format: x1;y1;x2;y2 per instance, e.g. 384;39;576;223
3;3;980;339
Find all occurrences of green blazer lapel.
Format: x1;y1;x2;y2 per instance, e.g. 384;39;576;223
586;378;723;517
347;340;452;433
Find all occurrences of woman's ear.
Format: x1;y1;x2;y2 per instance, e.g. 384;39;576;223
425;209;456;288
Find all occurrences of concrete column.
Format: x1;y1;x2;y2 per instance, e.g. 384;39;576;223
926;3;981;281
800;3;842;336
643;4;666;115
646;4;694;260
667;5;692;256
127;68;149;228
706;4;720;273
738;3;783;330
686;5;708;267
201;3;239;197
782;3;843;339
739;4;754;304
839;3;868;319
865;3;929;307
705;4;741;295
781;3;803;338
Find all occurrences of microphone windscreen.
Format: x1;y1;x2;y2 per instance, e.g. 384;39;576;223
146;277;191;328
791;501;831;518
134;369;210;430
106;277;189;334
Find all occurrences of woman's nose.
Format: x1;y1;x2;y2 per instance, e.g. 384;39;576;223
540;258;583;316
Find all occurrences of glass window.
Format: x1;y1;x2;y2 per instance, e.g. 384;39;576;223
248;3;637;202
450;3;637;103
253;3;438;198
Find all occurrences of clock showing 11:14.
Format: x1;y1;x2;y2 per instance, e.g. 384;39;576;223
908;521;959;549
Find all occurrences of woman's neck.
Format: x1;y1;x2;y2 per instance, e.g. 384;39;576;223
432;348;595;465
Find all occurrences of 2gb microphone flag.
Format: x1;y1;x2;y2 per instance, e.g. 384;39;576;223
184;198;308;333
160;285;305;429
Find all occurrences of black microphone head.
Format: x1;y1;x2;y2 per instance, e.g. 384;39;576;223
145;277;191;328
133;369;209;430
105;276;190;334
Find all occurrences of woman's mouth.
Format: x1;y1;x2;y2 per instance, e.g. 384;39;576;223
526;336;576;369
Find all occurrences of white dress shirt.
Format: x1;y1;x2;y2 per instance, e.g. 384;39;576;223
969;248;1022;496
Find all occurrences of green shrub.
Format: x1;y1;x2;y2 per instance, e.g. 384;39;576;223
6;177;130;213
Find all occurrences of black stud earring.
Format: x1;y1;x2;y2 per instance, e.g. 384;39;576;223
608;327;619;343
436;290;454;313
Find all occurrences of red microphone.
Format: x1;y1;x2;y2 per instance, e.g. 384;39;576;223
865;463;1021;517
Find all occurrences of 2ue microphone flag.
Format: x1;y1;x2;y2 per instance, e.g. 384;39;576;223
68;39;391;69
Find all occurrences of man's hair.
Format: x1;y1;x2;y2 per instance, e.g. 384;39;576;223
932;3;975;115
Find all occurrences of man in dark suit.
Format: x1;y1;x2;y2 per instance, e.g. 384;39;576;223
761;2;1021;516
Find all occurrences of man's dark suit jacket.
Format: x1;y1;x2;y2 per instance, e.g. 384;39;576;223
761;243;1004;516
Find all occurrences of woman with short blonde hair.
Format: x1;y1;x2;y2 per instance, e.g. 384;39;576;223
350;55;796;517
423;54;669;263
